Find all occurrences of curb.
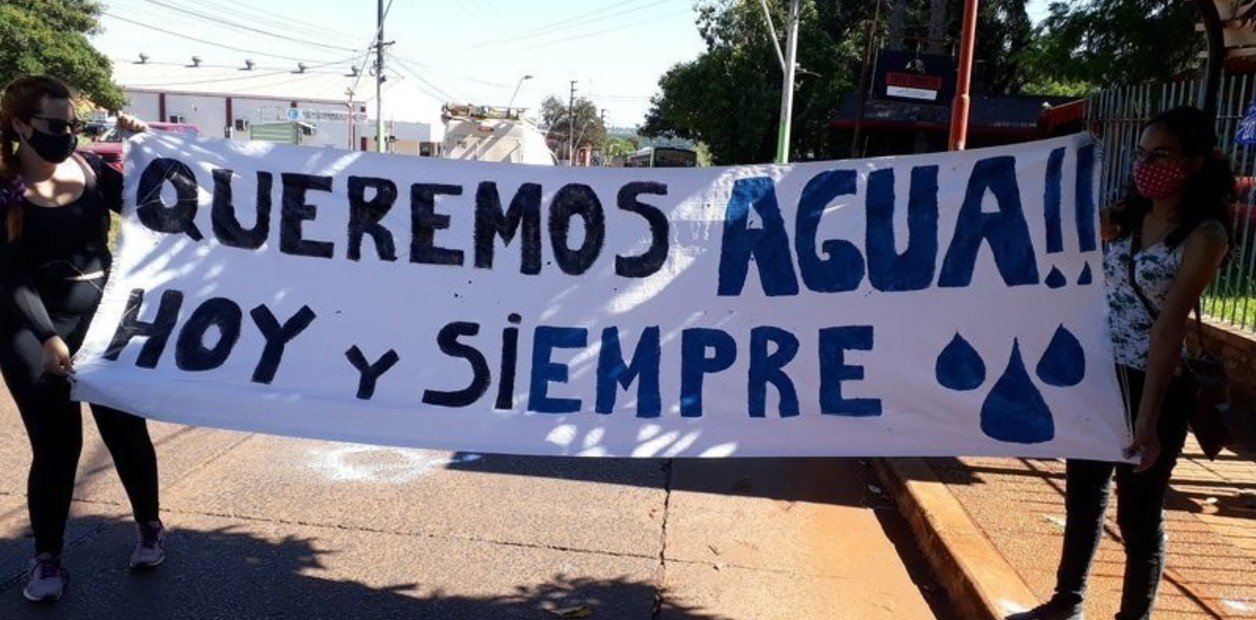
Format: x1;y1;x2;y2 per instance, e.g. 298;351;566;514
873;457;1039;620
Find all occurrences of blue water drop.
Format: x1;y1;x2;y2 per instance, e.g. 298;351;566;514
1036;325;1086;387
936;333;986;391
980;340;1055;444
1077;262;1093;285
1045;266;1067;289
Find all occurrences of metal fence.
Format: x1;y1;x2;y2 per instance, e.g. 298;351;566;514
1088;77;1256;332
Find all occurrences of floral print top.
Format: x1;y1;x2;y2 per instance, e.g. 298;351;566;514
1103;235;1184;369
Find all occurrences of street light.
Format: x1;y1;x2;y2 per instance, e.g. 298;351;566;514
507;74;533;110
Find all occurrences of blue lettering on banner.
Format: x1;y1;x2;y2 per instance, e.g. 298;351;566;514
795;170;864;292
596;326;662;418
680;328;738;417
717;177;801;297
528;326;588;413
818;326;881;417
865;166;939;292
939;156;1040;287
748;326;801;417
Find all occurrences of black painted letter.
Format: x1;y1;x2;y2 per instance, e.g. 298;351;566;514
211;169;271;249
104;288;184;368
347;176;398;261
422;321;490;407
249;305;316;384
280;173;335;259
616;182;669;278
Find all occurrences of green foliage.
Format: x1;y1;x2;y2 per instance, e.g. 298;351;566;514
1022;0;1201;89
541;94;607;160
0;0;123;110
642;0;1038;164
643;0;862;164
972;0;1034;94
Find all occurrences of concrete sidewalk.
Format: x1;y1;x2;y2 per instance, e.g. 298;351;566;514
0;410;950;619
879;437;1256;619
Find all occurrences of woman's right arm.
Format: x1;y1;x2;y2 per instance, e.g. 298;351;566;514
0;231;73;375
0;233;57;343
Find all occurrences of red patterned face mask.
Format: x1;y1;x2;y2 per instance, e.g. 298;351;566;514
1132;159;1187;199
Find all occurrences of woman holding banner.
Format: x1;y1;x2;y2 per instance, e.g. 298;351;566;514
0;75;165;603
1012;107;1232;619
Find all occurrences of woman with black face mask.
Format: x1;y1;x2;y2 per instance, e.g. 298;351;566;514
0;75;165;604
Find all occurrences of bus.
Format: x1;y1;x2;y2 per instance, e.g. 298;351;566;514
625;146;697;168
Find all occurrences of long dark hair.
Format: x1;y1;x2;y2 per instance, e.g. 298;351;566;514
1112;105;1236;248
1;74;75;241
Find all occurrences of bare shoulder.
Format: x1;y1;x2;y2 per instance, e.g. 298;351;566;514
1188;219;1229;248
1183;219;1230;266
72;152;101;183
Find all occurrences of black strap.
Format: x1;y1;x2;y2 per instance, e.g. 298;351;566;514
1127;227;1207;345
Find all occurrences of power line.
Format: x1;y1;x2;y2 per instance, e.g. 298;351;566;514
102;11;358;64
186;0;363;45
522;8;693;51
389;56;464;103
347;0;395;100
122;58;359;90
387;49;516;89
130;0;360;53
463;0;671;50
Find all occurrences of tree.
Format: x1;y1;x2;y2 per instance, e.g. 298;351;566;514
1019;0;1202;92
643;0;864;164
0;0;124;110
641;0;1037;164
970;0;1034;94
541;95;607;162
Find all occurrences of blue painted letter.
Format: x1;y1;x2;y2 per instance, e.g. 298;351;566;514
717;177;800;297
939;156;1039;287
749;326;800;418
866;166;939;291
680;328;737;417
596;326;662;417
527;326;588;414
795;170;864;292
819;325;881;416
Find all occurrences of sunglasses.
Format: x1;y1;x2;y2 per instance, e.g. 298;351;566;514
28;116;84;135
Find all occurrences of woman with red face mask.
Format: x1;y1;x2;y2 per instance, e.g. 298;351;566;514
1011;108;1233;620
1;75;165;604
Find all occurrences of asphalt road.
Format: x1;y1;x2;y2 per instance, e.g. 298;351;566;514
0;399;952;619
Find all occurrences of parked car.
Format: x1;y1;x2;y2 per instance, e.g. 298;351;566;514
79;121;200;172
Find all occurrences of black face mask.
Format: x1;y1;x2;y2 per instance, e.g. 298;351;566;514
23;125;77;164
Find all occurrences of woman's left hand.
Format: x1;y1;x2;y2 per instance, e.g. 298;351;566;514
1125;416;1161;473
116;112;148;133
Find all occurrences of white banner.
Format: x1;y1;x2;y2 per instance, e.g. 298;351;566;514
72;133;1128;459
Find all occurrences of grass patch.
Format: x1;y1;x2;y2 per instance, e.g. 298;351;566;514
1204;267;1256;330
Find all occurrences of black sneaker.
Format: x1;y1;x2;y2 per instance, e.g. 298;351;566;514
1006;597;1084;620
23;553;67;603
129;520;165;569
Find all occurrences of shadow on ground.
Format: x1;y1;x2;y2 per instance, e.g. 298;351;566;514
445;454;881;506
0;515;724;620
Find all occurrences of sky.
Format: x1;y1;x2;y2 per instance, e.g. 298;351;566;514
91;0;1054;128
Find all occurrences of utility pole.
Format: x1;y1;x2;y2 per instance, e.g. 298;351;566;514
948;0;978;150
568;80;577;166
774;0;801;164
375;0;387;153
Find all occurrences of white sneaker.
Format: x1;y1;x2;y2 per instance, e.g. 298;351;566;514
23;553;67;603
129;520;165;569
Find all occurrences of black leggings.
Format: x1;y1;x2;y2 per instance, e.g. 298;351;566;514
0;280;159;556
1053;365;1192;620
